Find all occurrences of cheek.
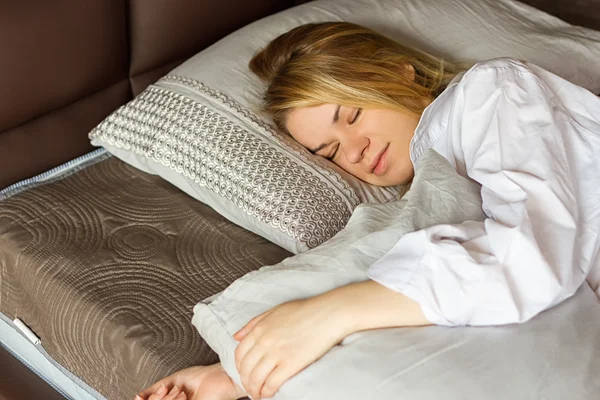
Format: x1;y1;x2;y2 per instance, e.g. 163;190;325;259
395;159;415;183
287;131;308;149
388;147;414;180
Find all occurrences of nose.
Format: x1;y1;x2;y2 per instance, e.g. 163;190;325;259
340;132;369;165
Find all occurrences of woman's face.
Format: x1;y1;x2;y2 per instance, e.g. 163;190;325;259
286;104;420;186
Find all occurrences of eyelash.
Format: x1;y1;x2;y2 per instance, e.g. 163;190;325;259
351;108;362;124
328;108;362;160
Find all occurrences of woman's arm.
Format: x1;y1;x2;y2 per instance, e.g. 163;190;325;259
321;279;430;332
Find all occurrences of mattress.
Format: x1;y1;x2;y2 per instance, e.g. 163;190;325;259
0;150;291;400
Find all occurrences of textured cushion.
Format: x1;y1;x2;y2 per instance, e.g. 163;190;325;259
90;0;600;254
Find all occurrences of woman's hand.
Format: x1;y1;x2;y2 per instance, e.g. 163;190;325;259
233;296;352;399
135;363;247;400
137;383;185;400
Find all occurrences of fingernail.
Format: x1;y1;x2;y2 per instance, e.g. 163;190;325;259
134;396;143;400
175;392;186;400
169;386;180;395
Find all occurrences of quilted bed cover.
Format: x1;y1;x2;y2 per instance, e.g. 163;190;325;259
0;152;291;399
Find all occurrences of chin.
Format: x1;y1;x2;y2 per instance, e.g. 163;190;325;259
377;180;407;187
365;177;401;187
377;173;413;187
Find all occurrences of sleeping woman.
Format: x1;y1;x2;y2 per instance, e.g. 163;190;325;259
136;22;600;400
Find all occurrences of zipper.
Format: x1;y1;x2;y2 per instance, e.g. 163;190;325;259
0;148;110;199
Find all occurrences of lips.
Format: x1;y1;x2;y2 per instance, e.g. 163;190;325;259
370;144;389;175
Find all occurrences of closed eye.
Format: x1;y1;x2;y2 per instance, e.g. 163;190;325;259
351;108;362;124
324;108;361;161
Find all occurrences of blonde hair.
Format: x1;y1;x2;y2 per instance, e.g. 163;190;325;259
249;22;466;132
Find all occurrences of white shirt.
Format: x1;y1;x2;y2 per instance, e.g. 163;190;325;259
367;58;600;326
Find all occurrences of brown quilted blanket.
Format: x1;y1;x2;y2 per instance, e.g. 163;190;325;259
0;154;291;399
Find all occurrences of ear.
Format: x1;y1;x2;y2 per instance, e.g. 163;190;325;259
403;63;416;81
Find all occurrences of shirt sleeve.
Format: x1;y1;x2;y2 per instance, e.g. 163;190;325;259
367;59;592;326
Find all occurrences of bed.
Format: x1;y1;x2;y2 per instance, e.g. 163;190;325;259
1;1;599;399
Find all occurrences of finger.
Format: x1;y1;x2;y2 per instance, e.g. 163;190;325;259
148;383;170;400
238;344;267;394
247;357;277;400
234;334;256;372
162;385;182;400
261;364;296;399
234;312;268;341
137;381;168;399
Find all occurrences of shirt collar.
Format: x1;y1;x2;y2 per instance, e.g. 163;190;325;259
409;72;464;166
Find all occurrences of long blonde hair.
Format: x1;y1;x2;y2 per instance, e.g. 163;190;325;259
249;22;465;132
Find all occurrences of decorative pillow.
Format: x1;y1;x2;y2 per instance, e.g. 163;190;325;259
191;150;600;399
90;0;600;254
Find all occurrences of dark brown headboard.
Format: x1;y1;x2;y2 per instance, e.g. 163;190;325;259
1;0;598;189
0;0;303;189
518;0;600;31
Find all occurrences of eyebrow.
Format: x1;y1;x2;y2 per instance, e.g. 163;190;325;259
308;105;341;154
